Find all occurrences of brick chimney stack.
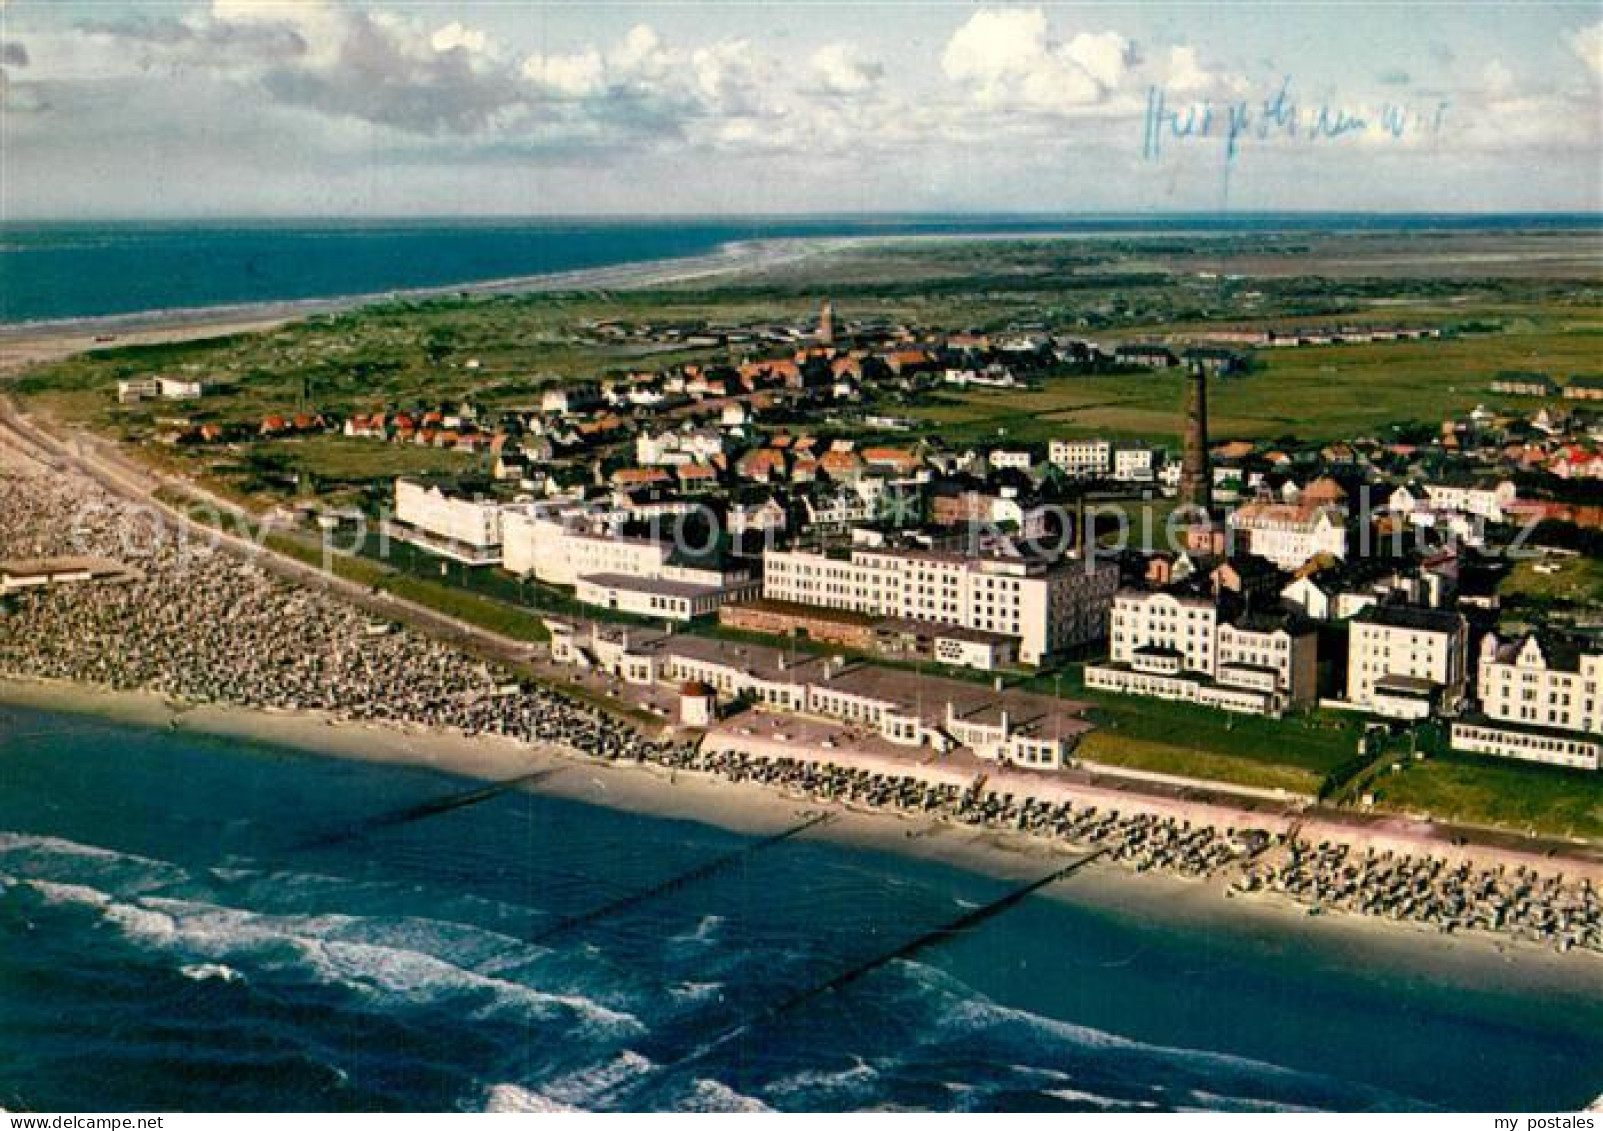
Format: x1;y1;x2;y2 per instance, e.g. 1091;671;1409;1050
1179;361;1212;515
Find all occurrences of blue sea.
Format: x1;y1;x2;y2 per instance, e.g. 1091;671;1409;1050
2;214;1599;326
1;706;1600;1112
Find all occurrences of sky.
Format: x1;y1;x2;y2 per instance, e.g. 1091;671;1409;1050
1;1;1600;218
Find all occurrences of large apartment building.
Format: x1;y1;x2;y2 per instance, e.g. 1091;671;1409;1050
1048;439;1111;478
1343;605;1468;719
760;546;1117;665
1084;589;1317;716
1451;633;1601;770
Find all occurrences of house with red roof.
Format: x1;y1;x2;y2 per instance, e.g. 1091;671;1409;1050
1550;446;1603;480
611;467;672;489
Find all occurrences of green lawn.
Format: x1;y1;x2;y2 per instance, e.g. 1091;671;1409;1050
268;434;481;481
1367;754;1603;841
1073;732;1329;795
1500;555;1603;608
1028;665;1365;794
264;531;551;642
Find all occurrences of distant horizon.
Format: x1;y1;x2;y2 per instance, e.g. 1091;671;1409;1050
7;209;1603;226
4;211;1599;326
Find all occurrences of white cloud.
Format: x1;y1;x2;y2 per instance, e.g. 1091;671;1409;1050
1481;59;1515;98
1166;45;1210;93
206;0;350;43
810;43;883;95
519;23;687;103
608;24;674;80
249;8;519;133
1569;21;1603;79
941;7;1049;94
431;22;490;56
1161;44;1247;97
18;1;1601;217
210;0;341;63
941;8;1131;112
1062;30;1133;90
691;39;761;113
521;48;604;98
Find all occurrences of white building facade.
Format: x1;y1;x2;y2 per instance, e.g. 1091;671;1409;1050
1048;439;1111;478
389;478;532;564
503;502;753;619
1085;589;1316;716
760;547;1117;665
1227;503;1348;571
1450;634;1601;770
1343;606;1468;719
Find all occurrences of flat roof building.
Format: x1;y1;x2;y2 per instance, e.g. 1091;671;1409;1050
760;545;1117;666
545;618;1090;769
1343;605;1468;720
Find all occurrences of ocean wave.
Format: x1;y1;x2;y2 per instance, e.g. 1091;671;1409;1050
24;880;644;1039
481;1083;580;1113
765;1060;880;1103
1177;1089;1323;1114
22;879;118;910
1042;1087;1140;1109
881;960;1415;1112
534;1050;658;1108
668;914;724;946
666;981;724;1005
0;832;186;894
672;1078;773;1113
180;962;245;984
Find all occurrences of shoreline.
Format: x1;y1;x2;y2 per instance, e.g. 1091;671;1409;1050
4;674;1599;998
0;236;840;375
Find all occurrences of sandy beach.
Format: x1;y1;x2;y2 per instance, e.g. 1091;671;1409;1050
5;673;1599;1000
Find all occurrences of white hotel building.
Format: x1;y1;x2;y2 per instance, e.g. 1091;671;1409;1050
1046;440;1161;483
1227;502;1348;571
760;547;1118;665
389;477;536;564
545;620;1090;770
1084;589;1317;716
503;503;754;621
1451;633;1601;770
1342;605;1468;720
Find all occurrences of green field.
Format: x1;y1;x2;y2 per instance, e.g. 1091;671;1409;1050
1072;732;1331;795
903;306;1603;447
1367;753;1603;841
1071;704;1363;795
